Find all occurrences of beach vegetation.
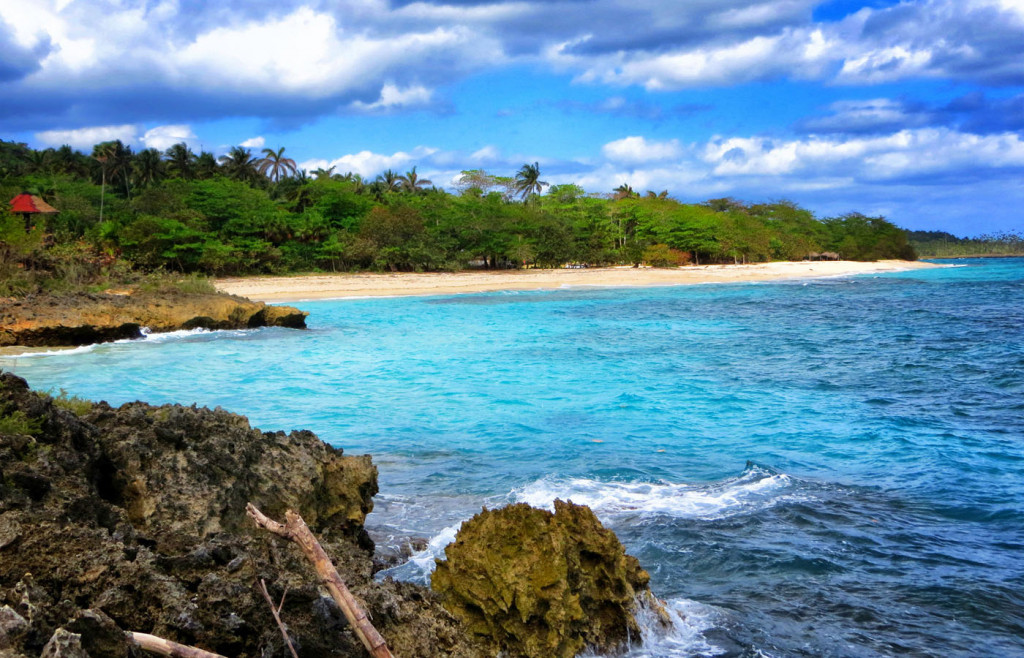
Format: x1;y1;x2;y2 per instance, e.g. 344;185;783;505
0;138;924;294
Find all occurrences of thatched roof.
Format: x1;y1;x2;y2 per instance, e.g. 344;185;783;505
10;194;58;214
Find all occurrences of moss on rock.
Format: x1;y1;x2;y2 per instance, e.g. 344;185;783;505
431;500;667;658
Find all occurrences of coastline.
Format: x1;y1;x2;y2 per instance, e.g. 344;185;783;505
214;260;942;302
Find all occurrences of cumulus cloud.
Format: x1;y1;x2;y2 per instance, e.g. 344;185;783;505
35;124;137;149
140;124;198;151
299;146;440;178
239;136;265;148
2;0;1022;131
348;83;434;113
796;98;936;134
602;136;683;163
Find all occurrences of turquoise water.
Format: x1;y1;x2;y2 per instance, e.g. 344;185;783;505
6;259;1024;657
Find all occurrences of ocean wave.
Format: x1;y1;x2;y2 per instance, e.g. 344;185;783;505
374;523;461;585
4;326;265;358
588;597;725;658
511;466;802;522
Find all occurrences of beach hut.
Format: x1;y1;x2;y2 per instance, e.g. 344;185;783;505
9;193;58;231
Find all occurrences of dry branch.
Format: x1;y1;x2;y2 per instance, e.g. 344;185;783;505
246;503;394;658
128;632;226;658
259;578;299;658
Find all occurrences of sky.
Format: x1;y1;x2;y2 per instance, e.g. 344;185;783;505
1;0;1023;235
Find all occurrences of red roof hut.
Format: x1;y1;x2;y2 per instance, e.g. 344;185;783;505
9;193;58;230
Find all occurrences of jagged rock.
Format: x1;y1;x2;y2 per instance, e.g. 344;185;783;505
0;372;485;657
40;629;87;658
432;500;668;658
0;289;307;348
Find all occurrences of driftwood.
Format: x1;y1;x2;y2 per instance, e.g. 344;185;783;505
258;578;300;658
246;503;394;658
128;632;227;658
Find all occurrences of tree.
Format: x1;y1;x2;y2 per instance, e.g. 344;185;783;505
398;166;432;192
256;147;297;183
218;147;258;182
91;141;118;223
613;183;637;200
165;142;196;180
514;162;547;200
312;166;336;180
133;148;165;188
376;169;401;193
195;150;219;179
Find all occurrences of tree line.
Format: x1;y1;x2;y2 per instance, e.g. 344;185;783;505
1;138;917;284
907;230;1024;258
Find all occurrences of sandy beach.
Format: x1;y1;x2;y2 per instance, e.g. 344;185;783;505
214;260;941;302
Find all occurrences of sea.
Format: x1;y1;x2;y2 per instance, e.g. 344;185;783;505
4;258;1023;657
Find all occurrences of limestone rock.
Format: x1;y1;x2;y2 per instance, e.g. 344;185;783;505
0;289;307;348
431;500;667;658
0;372;484;657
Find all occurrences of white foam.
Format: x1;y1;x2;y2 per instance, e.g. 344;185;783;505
3;326;264;359
581;597;725;658
512;469;799;521
375;523;462;584
3;344;100;359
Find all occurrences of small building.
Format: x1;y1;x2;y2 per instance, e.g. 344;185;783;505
9;193;58;231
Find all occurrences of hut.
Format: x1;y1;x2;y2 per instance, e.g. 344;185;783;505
9;193;58;231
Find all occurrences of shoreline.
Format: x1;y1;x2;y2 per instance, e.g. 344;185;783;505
215;260;942;302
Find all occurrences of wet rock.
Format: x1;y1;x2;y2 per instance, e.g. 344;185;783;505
0;289;308;348
0;372;484;657
432;500;668;658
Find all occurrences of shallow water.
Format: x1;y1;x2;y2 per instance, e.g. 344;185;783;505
6;259;1024;657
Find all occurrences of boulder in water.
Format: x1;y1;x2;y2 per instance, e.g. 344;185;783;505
431;500;668;658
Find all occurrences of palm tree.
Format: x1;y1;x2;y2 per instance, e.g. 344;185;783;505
218;146;258;182
398;166;432;192
104;140;134;200
54;145;84;176
133;148;165;188
376;169;402;193
312;165;336;180
92;141;117;223
613;183;637;200
164;142;196;180
514;162;547;199
256;146;297;183
645;189;669;200
195;150;218;179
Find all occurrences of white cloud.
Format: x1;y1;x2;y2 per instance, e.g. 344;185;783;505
299;146;439;178
34;124;137;149
602;136;682;163
349;83;433;112
140;124;197;151
239;136;265;148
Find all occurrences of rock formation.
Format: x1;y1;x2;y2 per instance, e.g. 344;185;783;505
0;289;307;348
0;372;482;657
431;501;669;658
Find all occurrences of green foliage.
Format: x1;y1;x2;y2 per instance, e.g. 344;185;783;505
49;388;93;417
909;230;1024;258
642;244;691;267
0;138;925;285
0;408;41;437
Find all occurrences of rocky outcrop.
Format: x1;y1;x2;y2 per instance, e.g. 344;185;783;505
431;501;669;658
0;289;307;348
0;372;483;657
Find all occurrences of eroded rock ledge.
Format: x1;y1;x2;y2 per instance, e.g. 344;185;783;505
0;289;307;348
0;372;480;657
0;374;667;657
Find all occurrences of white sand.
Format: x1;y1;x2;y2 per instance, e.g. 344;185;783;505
214;260;941;302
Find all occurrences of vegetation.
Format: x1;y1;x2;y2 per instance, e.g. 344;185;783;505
908;230;1024;258
0;138;920;294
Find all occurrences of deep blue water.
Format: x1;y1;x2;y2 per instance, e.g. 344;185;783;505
5;259;1024;657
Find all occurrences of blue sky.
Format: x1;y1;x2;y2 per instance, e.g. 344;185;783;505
1;0;1023;235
